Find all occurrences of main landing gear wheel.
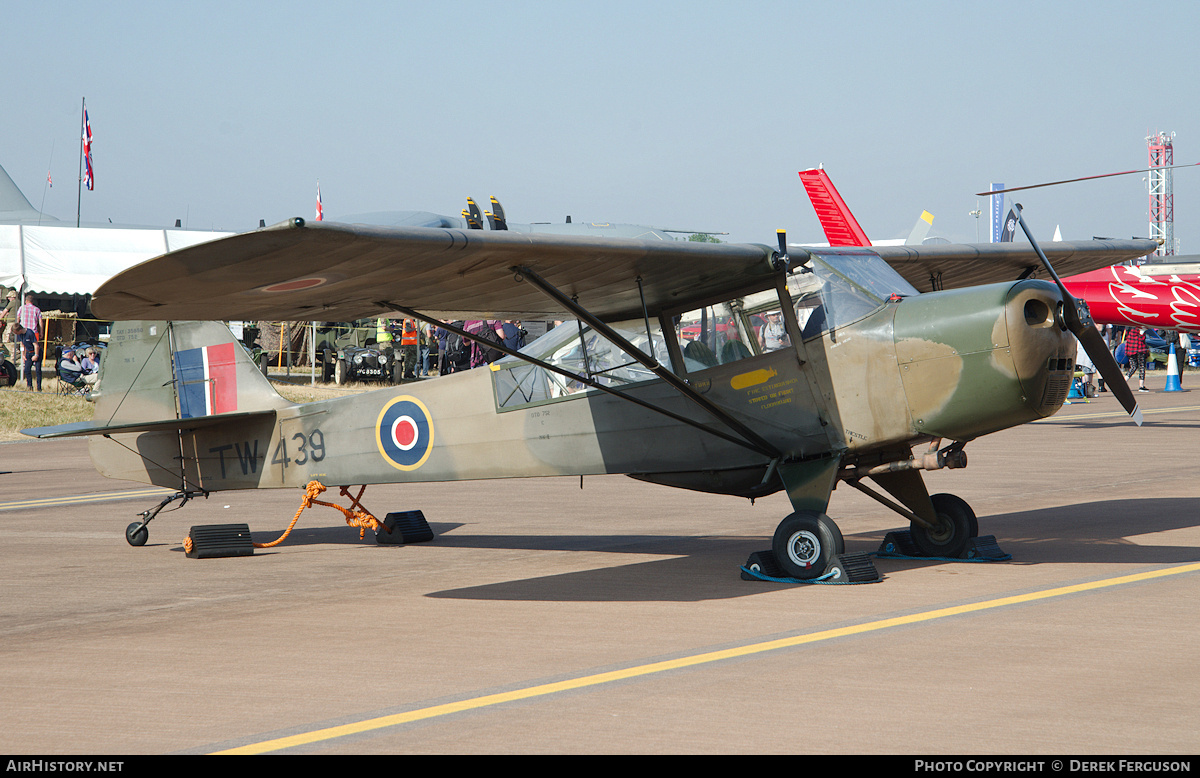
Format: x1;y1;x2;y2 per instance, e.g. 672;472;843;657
772;511;845;580
910;493;978;558
126;522;149;547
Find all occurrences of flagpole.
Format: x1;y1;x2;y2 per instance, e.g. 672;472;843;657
38;141;54;227
76;97;85;228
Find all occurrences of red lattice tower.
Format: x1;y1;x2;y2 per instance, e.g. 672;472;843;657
1147;131;1175;256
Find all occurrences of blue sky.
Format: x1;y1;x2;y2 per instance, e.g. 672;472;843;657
3;1;1197;251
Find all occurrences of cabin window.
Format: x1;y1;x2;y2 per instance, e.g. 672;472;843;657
492;319;671;409
673;301;755;370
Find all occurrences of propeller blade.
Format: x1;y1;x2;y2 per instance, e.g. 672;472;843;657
1076;323;1143;425
465;198;484;229
1010;204;1142;425
489;196;508;230
976;162;1200;197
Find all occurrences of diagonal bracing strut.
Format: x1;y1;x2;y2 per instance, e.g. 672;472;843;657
510;265;782;458
377;302;776;457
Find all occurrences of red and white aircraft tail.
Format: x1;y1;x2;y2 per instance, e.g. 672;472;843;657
799;168;933;247
798;168;872;247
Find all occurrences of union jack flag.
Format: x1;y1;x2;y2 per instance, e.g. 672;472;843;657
82;109;94;191
316;181;323;221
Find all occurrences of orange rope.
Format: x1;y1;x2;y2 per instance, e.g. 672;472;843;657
255;480;387;548
181;481;388;551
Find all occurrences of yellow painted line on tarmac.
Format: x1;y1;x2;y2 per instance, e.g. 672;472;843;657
1041;403;1200;422
0;487;173;512
215;561;1200;755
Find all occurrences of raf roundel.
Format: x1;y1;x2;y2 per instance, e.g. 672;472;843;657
375;396;435;471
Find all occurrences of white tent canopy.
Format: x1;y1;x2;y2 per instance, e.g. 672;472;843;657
0;224;230;296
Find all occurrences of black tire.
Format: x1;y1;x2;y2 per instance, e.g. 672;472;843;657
126;522;149;547
1;360;16;386
771;511;844;580
910;493;978;558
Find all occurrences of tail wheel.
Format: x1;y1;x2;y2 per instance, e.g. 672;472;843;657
772;511;844;580
910;493;978;558
126;522;149;547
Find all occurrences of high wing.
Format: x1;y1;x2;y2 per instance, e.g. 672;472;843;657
90;218;1159;322
91;219;775;323
873;239;1158;293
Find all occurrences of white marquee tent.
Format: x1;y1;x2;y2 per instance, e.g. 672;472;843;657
0;224;230;296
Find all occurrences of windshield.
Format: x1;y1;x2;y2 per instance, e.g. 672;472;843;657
788;250;919;334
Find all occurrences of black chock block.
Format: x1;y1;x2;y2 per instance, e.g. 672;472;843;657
186;523;254;559
828;552;881;583
741;550;787;580
377;510;434;545
741;550;880;583
877;530;921;557
963;535;1010;561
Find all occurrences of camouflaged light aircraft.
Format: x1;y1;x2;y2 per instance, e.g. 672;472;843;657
24;208;1154;580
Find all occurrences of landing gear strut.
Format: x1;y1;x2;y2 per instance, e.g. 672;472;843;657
125;489;209;547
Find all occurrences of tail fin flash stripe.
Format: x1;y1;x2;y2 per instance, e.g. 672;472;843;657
175;343;238;417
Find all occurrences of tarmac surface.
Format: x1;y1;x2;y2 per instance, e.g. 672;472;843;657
1;374;1198;755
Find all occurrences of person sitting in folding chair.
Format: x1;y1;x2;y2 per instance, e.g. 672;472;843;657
58;347;96;394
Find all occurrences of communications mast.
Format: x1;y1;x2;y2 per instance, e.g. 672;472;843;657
1147;131;1175;256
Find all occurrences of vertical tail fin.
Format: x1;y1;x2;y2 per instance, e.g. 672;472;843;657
906;210;935;245
24;321;291;490
798;168;872;247
92;321;290;427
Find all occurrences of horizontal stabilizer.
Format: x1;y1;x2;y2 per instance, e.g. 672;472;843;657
22;410;277;440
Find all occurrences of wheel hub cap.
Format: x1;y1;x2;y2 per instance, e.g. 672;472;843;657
787;530;821;567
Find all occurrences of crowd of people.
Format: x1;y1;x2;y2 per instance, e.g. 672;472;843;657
1;289;101;392
379;318;530;379
1075;323;1193;397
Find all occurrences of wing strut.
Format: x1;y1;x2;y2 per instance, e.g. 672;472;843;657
511;265;784;459
378;303;777;457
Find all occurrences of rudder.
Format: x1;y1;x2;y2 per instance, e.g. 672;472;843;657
93;321;290;427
